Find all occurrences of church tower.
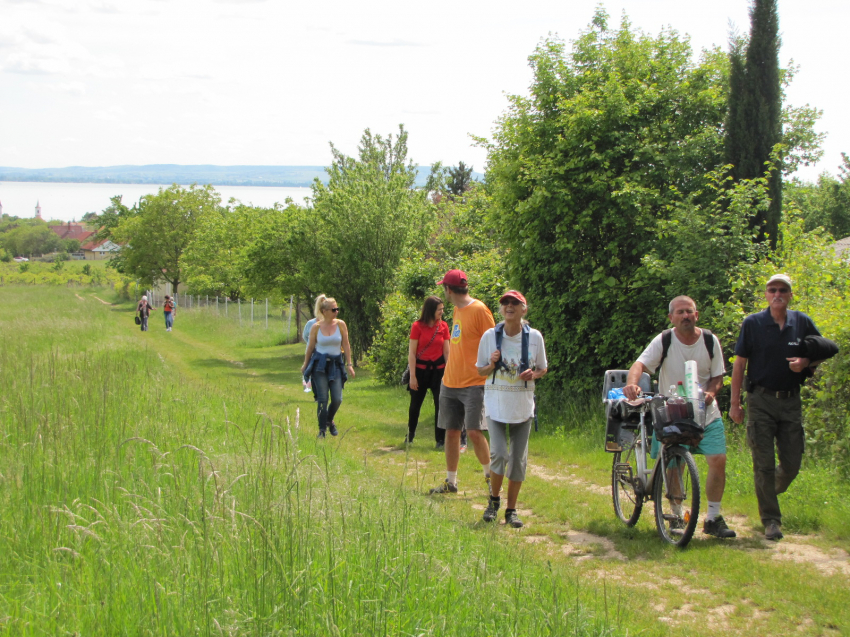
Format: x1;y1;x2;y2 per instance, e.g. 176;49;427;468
35;201;43;220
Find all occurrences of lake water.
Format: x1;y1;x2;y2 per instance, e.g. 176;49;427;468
0;181;314;222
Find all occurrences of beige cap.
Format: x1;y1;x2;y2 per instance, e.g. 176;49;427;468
766;273;792;289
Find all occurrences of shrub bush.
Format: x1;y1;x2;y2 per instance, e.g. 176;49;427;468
369;248;513;385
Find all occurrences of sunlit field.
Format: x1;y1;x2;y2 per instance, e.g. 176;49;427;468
0;287;620;636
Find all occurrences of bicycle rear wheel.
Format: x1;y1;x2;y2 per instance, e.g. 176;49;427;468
653;445;700;547
612;447;643;526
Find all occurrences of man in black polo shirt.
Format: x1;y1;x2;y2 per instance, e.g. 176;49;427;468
730;274;821;541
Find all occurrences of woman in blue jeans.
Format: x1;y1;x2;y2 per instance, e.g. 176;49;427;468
301;294;355;438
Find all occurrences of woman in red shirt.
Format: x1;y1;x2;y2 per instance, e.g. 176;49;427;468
407;296;450;447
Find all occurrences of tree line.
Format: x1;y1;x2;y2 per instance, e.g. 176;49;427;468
85;4;850;472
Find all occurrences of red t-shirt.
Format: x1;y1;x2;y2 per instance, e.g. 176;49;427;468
409;320;449;362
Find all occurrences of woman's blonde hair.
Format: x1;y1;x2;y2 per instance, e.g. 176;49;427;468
314;294;337;317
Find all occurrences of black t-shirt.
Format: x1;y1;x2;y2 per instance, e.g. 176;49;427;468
734;308;821;391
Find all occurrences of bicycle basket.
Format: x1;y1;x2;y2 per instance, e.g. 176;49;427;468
654;418;705;447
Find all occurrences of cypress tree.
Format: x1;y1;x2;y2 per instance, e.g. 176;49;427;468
724;0;782;246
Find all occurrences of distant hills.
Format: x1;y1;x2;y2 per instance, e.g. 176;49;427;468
0;165;483;189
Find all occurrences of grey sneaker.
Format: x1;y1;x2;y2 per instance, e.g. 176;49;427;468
328;421;338;436
505;509;523;528
483;498;500;522
429;479;458;495
703;515;737;538
765;521;783;541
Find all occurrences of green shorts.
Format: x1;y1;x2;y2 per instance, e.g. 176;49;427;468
651;416;727;459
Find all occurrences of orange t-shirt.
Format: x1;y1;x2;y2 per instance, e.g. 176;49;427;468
442;299;495;388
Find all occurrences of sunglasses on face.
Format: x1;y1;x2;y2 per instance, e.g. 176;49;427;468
327;307;340;313
502;299;522;306
767;287;789;294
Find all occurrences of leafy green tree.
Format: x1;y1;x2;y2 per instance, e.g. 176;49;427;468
61;238;81;254
91;195;139;274
2;224;61;257
484;10;731;390
242;201;318;307
785;153;850;238
780;65;825;176
724;0;782;245
182;203;276;300
430;182;496;258
309;126;426;362
111;184;222;295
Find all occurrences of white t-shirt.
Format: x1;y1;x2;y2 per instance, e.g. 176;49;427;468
477;326;548;423
637;329;725;423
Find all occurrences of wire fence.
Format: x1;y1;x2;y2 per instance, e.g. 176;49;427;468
142;286;311;344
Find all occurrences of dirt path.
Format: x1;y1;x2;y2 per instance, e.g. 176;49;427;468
127;303;850;637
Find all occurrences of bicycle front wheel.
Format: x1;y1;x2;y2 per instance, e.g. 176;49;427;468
653;445;700;547
612;448;643;526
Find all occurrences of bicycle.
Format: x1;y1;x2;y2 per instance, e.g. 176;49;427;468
606;391;702;548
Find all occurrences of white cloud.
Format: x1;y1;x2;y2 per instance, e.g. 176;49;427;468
43;80;86;95
347;39;426;47
2;51;70;74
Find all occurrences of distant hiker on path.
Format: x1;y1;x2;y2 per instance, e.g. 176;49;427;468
406;295;450;447
301;294;355;438
137;295;152;332
163;295;175;332
476;290;547;528
429;269;495;495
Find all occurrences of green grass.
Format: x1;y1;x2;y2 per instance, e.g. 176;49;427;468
0;288;622;636
2;286;849;636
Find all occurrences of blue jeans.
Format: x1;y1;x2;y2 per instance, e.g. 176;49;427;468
312;369;343;432
164;312;173;329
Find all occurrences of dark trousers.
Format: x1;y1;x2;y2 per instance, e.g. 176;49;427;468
408;365;445;443
746;391;804;526
312;369;343;432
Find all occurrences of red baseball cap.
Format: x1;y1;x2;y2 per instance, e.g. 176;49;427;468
499;290;527;305
437;269;468;286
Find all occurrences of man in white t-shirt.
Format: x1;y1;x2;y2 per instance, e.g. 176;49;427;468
623;296;736;539
476;290;548;528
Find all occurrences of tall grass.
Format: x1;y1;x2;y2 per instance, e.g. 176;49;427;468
0;288;620;635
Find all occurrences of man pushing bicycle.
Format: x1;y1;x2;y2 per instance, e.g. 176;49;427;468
623;296;736;539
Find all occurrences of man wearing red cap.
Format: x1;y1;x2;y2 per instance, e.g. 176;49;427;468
731;274;822;541
429;269;496;495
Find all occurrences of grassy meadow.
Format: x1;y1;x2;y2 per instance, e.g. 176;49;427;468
1;286;848;636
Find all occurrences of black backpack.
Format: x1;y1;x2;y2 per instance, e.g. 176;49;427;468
658;328;715;369
492;322;530;387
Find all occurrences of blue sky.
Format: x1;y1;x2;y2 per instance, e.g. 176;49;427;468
1;0;846;181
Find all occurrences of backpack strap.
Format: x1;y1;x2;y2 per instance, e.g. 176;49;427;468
702;329;715;360
491;323;504;385
491;322;531;388
658;328;715;370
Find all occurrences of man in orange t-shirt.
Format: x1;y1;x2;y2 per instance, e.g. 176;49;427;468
429;269;496;495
